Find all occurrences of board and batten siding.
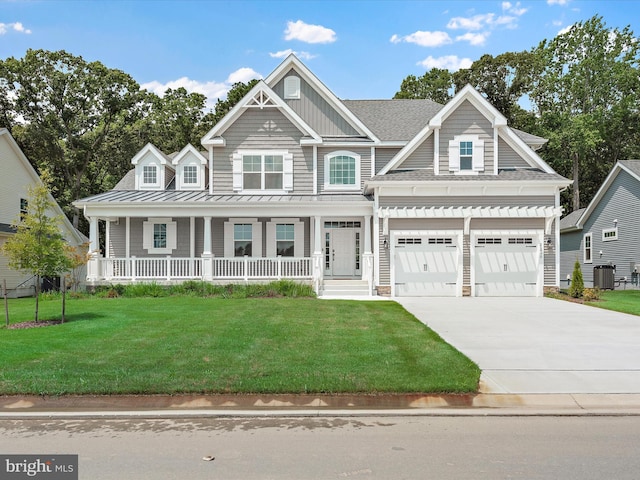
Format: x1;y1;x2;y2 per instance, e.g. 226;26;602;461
273;70;360;137
439;100;494;174
396;134;434;171
560;169;640;288
317;146;371;193
211;108;313;194
379;196;556;208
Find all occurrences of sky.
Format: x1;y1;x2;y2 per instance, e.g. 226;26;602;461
1;0;638;109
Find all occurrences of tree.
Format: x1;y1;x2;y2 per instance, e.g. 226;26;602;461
206;79;259;126
394;68;454;104
0;49;142;229
568;259;585;298
531;16;640;211
1;172;73;322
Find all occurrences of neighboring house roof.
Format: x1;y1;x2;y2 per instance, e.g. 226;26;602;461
0;223;16;234
560;160;640;233
343;99;444;142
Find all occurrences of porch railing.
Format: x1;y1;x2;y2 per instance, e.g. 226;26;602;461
98;256;312;281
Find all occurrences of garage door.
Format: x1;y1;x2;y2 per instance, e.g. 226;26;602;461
394;235;460;296
474;235;539;296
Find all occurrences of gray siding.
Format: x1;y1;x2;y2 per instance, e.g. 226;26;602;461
379;196;556;208
273;70;359;136
374;147;402;174
212;108;313;194
317;146;371;193
560;169;640;288
498;137;531;169
397;134;434;170
439;100;494;174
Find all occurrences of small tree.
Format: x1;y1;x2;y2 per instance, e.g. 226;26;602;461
1;171;73;321
569;259;585;298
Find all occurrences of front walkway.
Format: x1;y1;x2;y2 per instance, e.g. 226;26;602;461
396;297;640;394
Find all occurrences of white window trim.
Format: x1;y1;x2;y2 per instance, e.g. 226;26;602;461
223;218;263;257
232;150;293;193
602;227;618;242
448;135;484;175
323;150;361;192
266;218;304;257
143;218;177;254
584;232;593;264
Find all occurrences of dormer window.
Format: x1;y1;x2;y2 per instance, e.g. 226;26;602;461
143;165;157;184
183;165;198;185
449;135;484;174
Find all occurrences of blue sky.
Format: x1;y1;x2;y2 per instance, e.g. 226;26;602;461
1;0;638;108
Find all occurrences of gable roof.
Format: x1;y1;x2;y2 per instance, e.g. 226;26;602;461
377;84;554;175
171;144;207;165
131;142;175;166
0;128;85;245
201;79;322;145
561;160;640;233
264;54;380;143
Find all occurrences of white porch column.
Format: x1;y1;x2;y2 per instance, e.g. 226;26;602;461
125;217;130;258
312;216;323;293
89;216;99;254
87;216;101;282
202;216;213;280
104;219;111;259
362;215;374;295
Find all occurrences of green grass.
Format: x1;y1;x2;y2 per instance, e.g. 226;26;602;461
0;296;480;395
585;289;640;316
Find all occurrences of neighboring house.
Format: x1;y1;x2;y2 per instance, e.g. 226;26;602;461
560;160;640;288
74;55;571;297
0;128;87;297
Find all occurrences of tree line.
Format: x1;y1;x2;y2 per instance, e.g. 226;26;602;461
1;15;638;234
395;16;640;212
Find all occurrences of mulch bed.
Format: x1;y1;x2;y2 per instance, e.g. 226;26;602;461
7;320;63;330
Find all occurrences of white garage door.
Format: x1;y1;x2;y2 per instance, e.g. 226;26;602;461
474;235;540;296
394;235;460;296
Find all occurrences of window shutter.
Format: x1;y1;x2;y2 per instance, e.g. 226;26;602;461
167;221;177;250
448;140;460;171
232;153;242;191
283;153;294;191
223;222;234;257
472;140;485;172
252;222;263;257
266;222;276;257
294;221;304;257
142;221;152;250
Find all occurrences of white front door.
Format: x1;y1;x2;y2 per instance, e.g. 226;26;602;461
324;221;361;278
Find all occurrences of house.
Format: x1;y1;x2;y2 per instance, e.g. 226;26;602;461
0;128;87;297
560;160;640;288
73;55;571;297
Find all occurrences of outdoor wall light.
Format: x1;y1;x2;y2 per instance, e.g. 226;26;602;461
545;237;552;246
613;218;618;226
599;250;604;257
383;238;389;250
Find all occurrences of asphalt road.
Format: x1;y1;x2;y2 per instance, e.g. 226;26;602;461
1;416;639;479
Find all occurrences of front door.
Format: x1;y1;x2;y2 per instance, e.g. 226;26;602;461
324;221;361;278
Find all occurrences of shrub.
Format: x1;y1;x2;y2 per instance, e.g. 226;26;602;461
568;259;585;298
583;287;601;302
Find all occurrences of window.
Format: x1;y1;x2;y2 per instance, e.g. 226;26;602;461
398;238;423;245
324;151;361;190
602;227;618;242
276;224;295;257
477;238;502;245
508;238;533;244
584;233;592;263
233;151;291;192
143;165;157;184
183;165;198;184
20;198;28;219
234;224;253;257
153;224;167;249
428;238;453;244
449;135;484;173
284;76;300;99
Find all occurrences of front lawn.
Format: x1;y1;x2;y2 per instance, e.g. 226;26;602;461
0;296;480;395
586;289;640;316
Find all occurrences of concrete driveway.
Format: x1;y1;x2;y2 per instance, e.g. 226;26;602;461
396;297;640;394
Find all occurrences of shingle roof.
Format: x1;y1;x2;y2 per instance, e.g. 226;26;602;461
343;99;443;141
369;168;569;183
114;169;135;190
619;159;640;177
560;208;586;231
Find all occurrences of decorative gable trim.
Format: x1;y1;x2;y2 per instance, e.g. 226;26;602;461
265;54;380;143
201;80;322;145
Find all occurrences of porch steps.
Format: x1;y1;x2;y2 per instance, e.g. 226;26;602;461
320;280;371;298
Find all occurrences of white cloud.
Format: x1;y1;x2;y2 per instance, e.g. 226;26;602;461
447;14;495;30
502;1;528;16
456;32;489;46
284;20;336;44
417;55;473;71
390;30;452;47
142;67;263;110
269;49;316;60
0;22;32;35
558;24;573;35
547;0;569;5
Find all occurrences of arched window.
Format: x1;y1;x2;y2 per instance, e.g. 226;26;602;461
324;151;361;191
